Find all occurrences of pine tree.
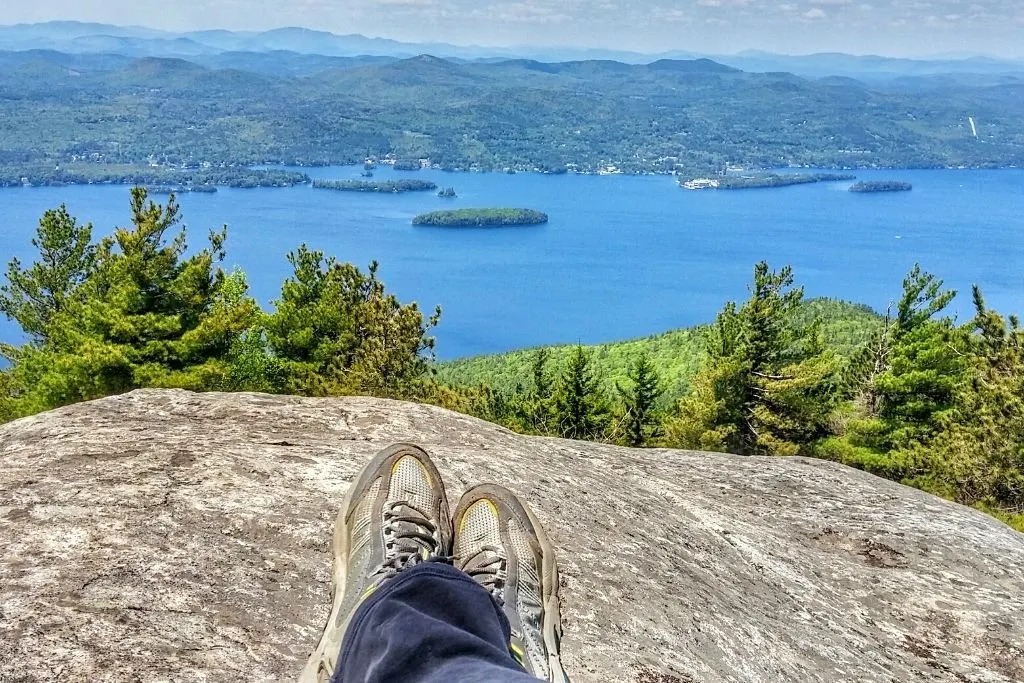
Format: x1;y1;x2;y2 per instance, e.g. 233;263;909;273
914;288;1024;516
525;347;553;434
554;345;609;441
265;245;440;397
667;262;839;456
617;352;663;446
0;205;95;347
4;189;259;412
874;266;968;448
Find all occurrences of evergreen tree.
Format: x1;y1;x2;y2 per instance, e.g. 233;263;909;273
525;347;553;434
874;266;968;448
911;287;1024;516
265;245;440;397
0;205;95;347
554;345;609;441
4;189;258;413
617;352;663;446
667;262;839;456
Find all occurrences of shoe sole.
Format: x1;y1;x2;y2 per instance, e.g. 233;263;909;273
299;443;450;682
454;484;568;682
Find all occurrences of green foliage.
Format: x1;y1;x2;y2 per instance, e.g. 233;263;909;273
437;298;879;407
706;172;855;190
265;245;441;398
1;54;1021;180
2;189;260;413
412;209;549;227
666;262;841;456
616;352;664;446
906;288;1024;514
312;179;437;193
849;181;913;193
554;346;610;440
524;348;555;434
0;164;308;188
0;205;96;345
0;191;442;418
871;266;967;447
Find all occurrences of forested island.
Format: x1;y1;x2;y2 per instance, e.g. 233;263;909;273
438;187;457;198
850;181;914;193
413;208;549;226
682;173;857;190
147;185;218;195
312;179;438;193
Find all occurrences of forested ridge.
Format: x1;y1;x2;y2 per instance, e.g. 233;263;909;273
1;191;1021;532
0;50;1022;185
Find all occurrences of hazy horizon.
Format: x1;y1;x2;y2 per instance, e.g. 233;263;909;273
3;0;1023;60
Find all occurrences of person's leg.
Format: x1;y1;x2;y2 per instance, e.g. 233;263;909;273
333;560;539;682
301;444;557;683
301;443;455;682
452;484;568;681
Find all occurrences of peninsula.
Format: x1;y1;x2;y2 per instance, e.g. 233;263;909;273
412;208;548;226
681;173;857;190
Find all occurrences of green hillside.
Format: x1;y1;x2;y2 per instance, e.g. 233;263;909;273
435;298;882;404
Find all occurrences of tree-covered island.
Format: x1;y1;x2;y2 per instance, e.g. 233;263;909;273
850;181;914;192
312;179;438;193
147;185;218;195
412;208;549;226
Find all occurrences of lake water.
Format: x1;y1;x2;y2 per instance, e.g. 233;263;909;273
0;167;1021;359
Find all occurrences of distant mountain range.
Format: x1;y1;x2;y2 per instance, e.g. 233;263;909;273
1;21;1022;80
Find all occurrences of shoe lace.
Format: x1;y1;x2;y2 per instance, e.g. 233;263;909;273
373;500;440;579
459;545;508;604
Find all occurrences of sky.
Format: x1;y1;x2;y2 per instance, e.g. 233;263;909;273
1;0;1022;58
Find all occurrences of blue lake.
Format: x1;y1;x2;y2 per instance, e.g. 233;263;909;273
1;167;1021;359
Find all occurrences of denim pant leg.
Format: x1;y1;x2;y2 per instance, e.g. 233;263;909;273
333;561;538;683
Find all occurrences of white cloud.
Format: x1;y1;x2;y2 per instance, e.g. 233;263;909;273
803;7;828;19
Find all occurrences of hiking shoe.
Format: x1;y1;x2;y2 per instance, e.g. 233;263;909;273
300;443;452;682
453;484;567;681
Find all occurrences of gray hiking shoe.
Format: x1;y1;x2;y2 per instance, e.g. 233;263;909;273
300;443;452;682
453;484;567;681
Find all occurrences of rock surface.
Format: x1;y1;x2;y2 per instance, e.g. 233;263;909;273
1;389;1023;682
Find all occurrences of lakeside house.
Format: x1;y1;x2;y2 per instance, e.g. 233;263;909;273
682;178;720;190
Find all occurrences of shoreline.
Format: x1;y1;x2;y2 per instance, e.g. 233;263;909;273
1;163;1021;189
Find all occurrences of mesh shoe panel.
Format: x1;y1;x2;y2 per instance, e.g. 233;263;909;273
510;520;548;678
455;500;502;558
390;456;436;511
337;478;381;625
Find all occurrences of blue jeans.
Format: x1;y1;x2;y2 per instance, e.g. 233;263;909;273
333;561;538;682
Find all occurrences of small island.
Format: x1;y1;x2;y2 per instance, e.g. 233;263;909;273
681;172;856;190
312;179;437;193
850;181;913;193
438;186;457;198
147;185;218;195
413;208;548;227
